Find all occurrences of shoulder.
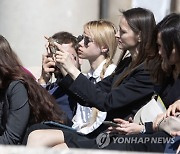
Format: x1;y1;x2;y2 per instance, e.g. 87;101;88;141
7;80;27;96
132;63;150;74
7;80;29;110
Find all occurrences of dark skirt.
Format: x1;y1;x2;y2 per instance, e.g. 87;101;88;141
63;130;176;153
22;122;178;153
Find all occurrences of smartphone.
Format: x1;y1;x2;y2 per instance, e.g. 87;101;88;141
103;121;119;127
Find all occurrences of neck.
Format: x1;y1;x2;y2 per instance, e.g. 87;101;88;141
129;48;138;62
89;55;106;71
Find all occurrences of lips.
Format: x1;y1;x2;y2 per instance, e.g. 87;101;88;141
77;49;84;57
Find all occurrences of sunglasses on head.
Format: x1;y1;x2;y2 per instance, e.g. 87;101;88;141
77;35;93;48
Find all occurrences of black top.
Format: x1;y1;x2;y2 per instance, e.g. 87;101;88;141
58;58;154;122
0;81;30;144
159;75;180;108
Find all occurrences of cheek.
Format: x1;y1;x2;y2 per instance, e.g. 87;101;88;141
78;48;89;58
121;34;137;45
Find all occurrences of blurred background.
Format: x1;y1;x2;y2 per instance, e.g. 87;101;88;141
0;0;179;78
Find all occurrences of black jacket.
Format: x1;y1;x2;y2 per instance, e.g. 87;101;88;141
59;59;154;121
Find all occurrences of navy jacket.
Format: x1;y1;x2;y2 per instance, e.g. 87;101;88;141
47;82;77;120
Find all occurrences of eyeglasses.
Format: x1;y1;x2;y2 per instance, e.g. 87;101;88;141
77;35;93;48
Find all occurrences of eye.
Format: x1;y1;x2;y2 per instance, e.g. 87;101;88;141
120;28;125;34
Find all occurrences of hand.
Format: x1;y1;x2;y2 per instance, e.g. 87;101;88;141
153;113;166;131
54;42;80;79
38;53;56;84
42;53;56;74
166;100;180;117
108;118;144;135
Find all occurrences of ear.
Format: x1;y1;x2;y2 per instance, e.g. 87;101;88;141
101;46;109;53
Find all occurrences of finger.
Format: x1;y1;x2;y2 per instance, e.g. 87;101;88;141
120;123;129;128
171;106;176;116
108;126;113;130
54;42;63;52
128;117;133;123
56;50;64;57
166;106;172;117
170;131;177;136
115;127;128;134
114;118;129;124
47;57;54;62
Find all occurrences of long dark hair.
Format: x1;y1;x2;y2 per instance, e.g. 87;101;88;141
147;13;180;83
0;35;66;124
113;7;156;87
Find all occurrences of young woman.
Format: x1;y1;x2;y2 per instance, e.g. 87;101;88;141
0;35;66;144
26;7;157;148
72;20;117;134
98;13;180;153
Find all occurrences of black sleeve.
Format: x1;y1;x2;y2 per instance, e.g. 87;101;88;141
58;65;154;112
0;81;30;144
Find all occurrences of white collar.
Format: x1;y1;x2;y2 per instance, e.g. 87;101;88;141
87;59;107;79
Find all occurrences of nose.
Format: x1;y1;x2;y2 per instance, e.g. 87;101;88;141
115;30;120;39
78;39;84;47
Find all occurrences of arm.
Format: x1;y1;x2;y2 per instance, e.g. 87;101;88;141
58;65;154;112
0;81;30;144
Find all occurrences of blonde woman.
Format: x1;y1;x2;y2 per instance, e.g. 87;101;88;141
72;20;117;134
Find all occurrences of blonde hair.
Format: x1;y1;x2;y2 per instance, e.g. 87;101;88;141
84;20;117;79
83;20;117;126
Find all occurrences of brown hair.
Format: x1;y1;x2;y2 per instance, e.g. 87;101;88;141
0;35;66;124
113;7;156;87
147;13;180;83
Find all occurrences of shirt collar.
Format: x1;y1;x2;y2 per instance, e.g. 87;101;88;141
87;59;107;79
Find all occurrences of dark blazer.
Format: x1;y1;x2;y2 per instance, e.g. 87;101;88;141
0;81;30;144
59;58;154;121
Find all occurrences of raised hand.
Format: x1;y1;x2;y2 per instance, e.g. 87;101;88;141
54;42;80;80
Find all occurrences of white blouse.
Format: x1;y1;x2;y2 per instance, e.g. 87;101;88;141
72;60;116;134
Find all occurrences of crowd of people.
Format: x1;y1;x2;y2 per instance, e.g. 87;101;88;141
0;7;179;153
